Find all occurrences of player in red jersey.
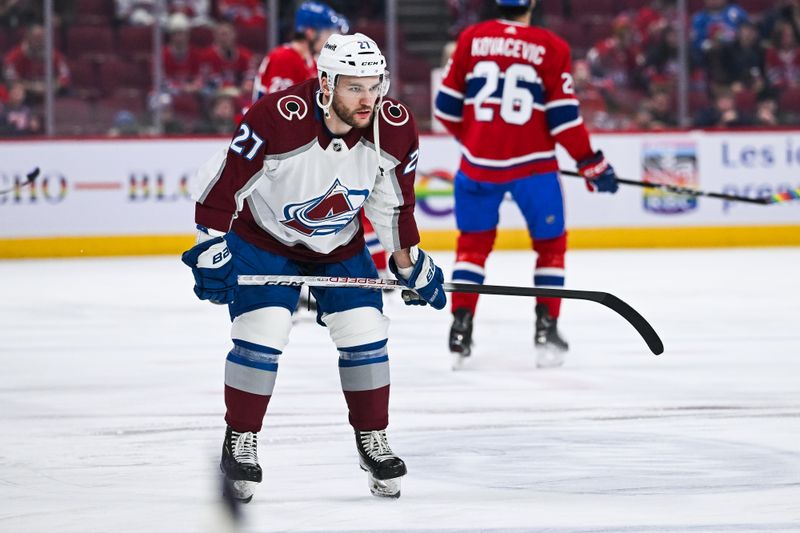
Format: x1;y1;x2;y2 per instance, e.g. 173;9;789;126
252;2;348;101
434;0;619;369
182;33;446;501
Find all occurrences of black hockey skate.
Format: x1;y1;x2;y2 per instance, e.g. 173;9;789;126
355;430;407;498
534;304;569;368
449;308;474;369
220;426;262;503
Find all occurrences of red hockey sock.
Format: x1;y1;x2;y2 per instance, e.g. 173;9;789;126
224;386;272;433
344;385;390;431
451;229;496;314
533;233;567;318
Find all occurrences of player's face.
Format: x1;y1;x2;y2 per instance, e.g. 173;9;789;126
331;75;382;129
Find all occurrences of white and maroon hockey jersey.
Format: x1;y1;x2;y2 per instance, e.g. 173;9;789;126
193;79;420;263
252;44;316;102
435;19;595;183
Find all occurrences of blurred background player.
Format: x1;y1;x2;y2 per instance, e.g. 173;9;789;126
252;1;389;290
183;32;446;502
434;0;619;369
251;1;348;101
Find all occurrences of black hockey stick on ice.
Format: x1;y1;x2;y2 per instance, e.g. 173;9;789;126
238;275;664;355
0;167;40;195
560;169;770;205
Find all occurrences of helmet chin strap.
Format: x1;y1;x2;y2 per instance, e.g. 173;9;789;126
316;90;332;119
372;77;386;178
316;73;336;119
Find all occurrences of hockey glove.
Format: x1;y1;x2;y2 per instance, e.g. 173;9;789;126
181;229;236;305
578;151;619;193
388;247;447;310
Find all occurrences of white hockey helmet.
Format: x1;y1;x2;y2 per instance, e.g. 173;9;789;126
316;32;389;97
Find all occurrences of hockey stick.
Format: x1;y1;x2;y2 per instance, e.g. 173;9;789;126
238;275;664;356
560;169;771;205
0;167;40;195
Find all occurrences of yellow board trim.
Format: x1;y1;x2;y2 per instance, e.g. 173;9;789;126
0;235;196;259
1;225;799;259
420;225;800;250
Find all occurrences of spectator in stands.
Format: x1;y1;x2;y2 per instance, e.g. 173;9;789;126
586;15;644;93
691;0;749;63
195;86;239;134
115;0;211;27
216;0;267;28
163;13;203;94
0;81;40;135
198;21;255;95
701;22;735;88
647;90;678;128
634;2;672;48
754;96;779;126
3;24;70;103
693;88;751;127
760;0;800;44
572;58;612;129
766;21;800;92
170;0;212;25
0;0;38;28
107;110;142;137
724;22;768;95
632;107;657;130
643;25;679;90
0;0;74;29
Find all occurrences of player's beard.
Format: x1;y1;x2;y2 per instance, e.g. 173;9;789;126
332;96;374;129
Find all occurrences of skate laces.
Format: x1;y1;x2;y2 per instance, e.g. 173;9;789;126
232;431;258;466
360;430;395;462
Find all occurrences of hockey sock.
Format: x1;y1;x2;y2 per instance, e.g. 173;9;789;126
223;339;280;433
451;229;496;314
338;339;391;430
533;233;567;318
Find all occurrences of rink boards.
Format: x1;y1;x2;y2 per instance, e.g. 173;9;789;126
1;130;799;258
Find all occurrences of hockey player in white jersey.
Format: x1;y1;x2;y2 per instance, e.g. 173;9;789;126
181;33;446;501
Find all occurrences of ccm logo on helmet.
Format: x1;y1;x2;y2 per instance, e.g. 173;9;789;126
324;43;337;51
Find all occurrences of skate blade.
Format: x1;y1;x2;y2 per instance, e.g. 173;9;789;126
367;474;401;498
229;479;256;503
535;345;565;369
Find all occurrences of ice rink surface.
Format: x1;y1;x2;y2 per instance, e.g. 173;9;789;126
1;248;799;533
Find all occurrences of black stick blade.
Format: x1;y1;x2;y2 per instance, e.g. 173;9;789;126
443;283;664;356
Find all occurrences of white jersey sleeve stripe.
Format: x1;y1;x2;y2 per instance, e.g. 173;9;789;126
550;117;584;136
545;98;579;109
438;84;464;99
461;144;556;167
434;109;463;122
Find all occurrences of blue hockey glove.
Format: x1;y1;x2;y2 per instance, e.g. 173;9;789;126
181;230;236;305
578;150;619;193
388;247;447;310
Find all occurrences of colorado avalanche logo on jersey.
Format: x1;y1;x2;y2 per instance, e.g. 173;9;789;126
277;95;308;121
281;179;368;236
380;101;410;126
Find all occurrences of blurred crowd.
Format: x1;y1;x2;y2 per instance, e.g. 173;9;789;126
1;0;799;136
576;0;799;129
